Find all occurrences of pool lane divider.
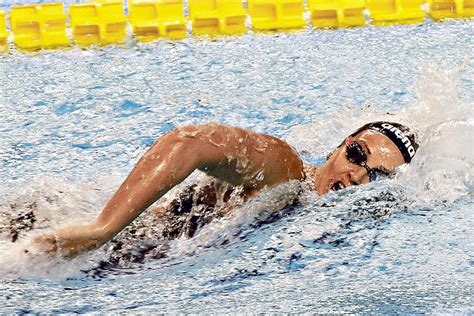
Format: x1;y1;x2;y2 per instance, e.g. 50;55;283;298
247;0;307;30
367;0;426;25
429;0;474;20
0;10;7;51
128;0;186;40
9;3;69;50
188;0;247;35
69;1;127;46
1;0;473;52
308;0;366;28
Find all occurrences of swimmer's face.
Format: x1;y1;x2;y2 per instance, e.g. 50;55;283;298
315;130;405;195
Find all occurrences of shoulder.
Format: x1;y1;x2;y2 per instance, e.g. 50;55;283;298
174;122;302;164
176;122;237;132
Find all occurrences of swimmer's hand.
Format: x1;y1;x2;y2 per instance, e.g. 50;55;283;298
27;233;59;257
26;223;109;259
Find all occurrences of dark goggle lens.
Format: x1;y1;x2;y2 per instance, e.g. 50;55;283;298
346;142;367;164
347;141;378;182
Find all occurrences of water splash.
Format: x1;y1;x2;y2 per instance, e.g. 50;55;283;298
0;174;120;277
168;179;304;257
396;65;473;204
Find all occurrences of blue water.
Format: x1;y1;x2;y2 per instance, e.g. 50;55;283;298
0;20;473;313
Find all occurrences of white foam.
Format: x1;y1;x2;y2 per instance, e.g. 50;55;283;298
168;180;305;257
395;65;473;203
0;174;121;277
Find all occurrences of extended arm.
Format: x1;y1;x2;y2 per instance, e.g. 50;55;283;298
31;123;304;258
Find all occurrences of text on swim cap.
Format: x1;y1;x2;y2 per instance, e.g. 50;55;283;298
381;123;416;157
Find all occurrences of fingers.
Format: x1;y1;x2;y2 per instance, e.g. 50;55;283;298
23;233;58;258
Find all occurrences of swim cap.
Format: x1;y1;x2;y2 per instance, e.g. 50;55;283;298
364;122;418;163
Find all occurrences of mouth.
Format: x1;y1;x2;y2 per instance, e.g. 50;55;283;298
330;181;346;192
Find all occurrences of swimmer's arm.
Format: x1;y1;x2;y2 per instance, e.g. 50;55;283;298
30;124;303;258
31;127;223;257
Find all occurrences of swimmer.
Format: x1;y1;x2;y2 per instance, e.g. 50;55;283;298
30;121;418;258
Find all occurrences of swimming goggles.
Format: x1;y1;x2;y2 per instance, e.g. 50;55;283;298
346;141;378;182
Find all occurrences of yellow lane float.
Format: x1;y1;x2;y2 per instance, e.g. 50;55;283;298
366;0;426;25
247;0;306;31
188;0;247;35
69;0;127;45
429;0;474;20
308;0;366;28
128;0;186;41
0;0;473;51
9;3;69;50
0;10;7;51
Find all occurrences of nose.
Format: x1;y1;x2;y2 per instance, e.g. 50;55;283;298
349;165;370;185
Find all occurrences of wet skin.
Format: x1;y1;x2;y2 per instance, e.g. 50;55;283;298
31;123;405;258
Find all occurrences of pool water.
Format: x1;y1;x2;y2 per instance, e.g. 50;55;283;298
0;20;473;313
